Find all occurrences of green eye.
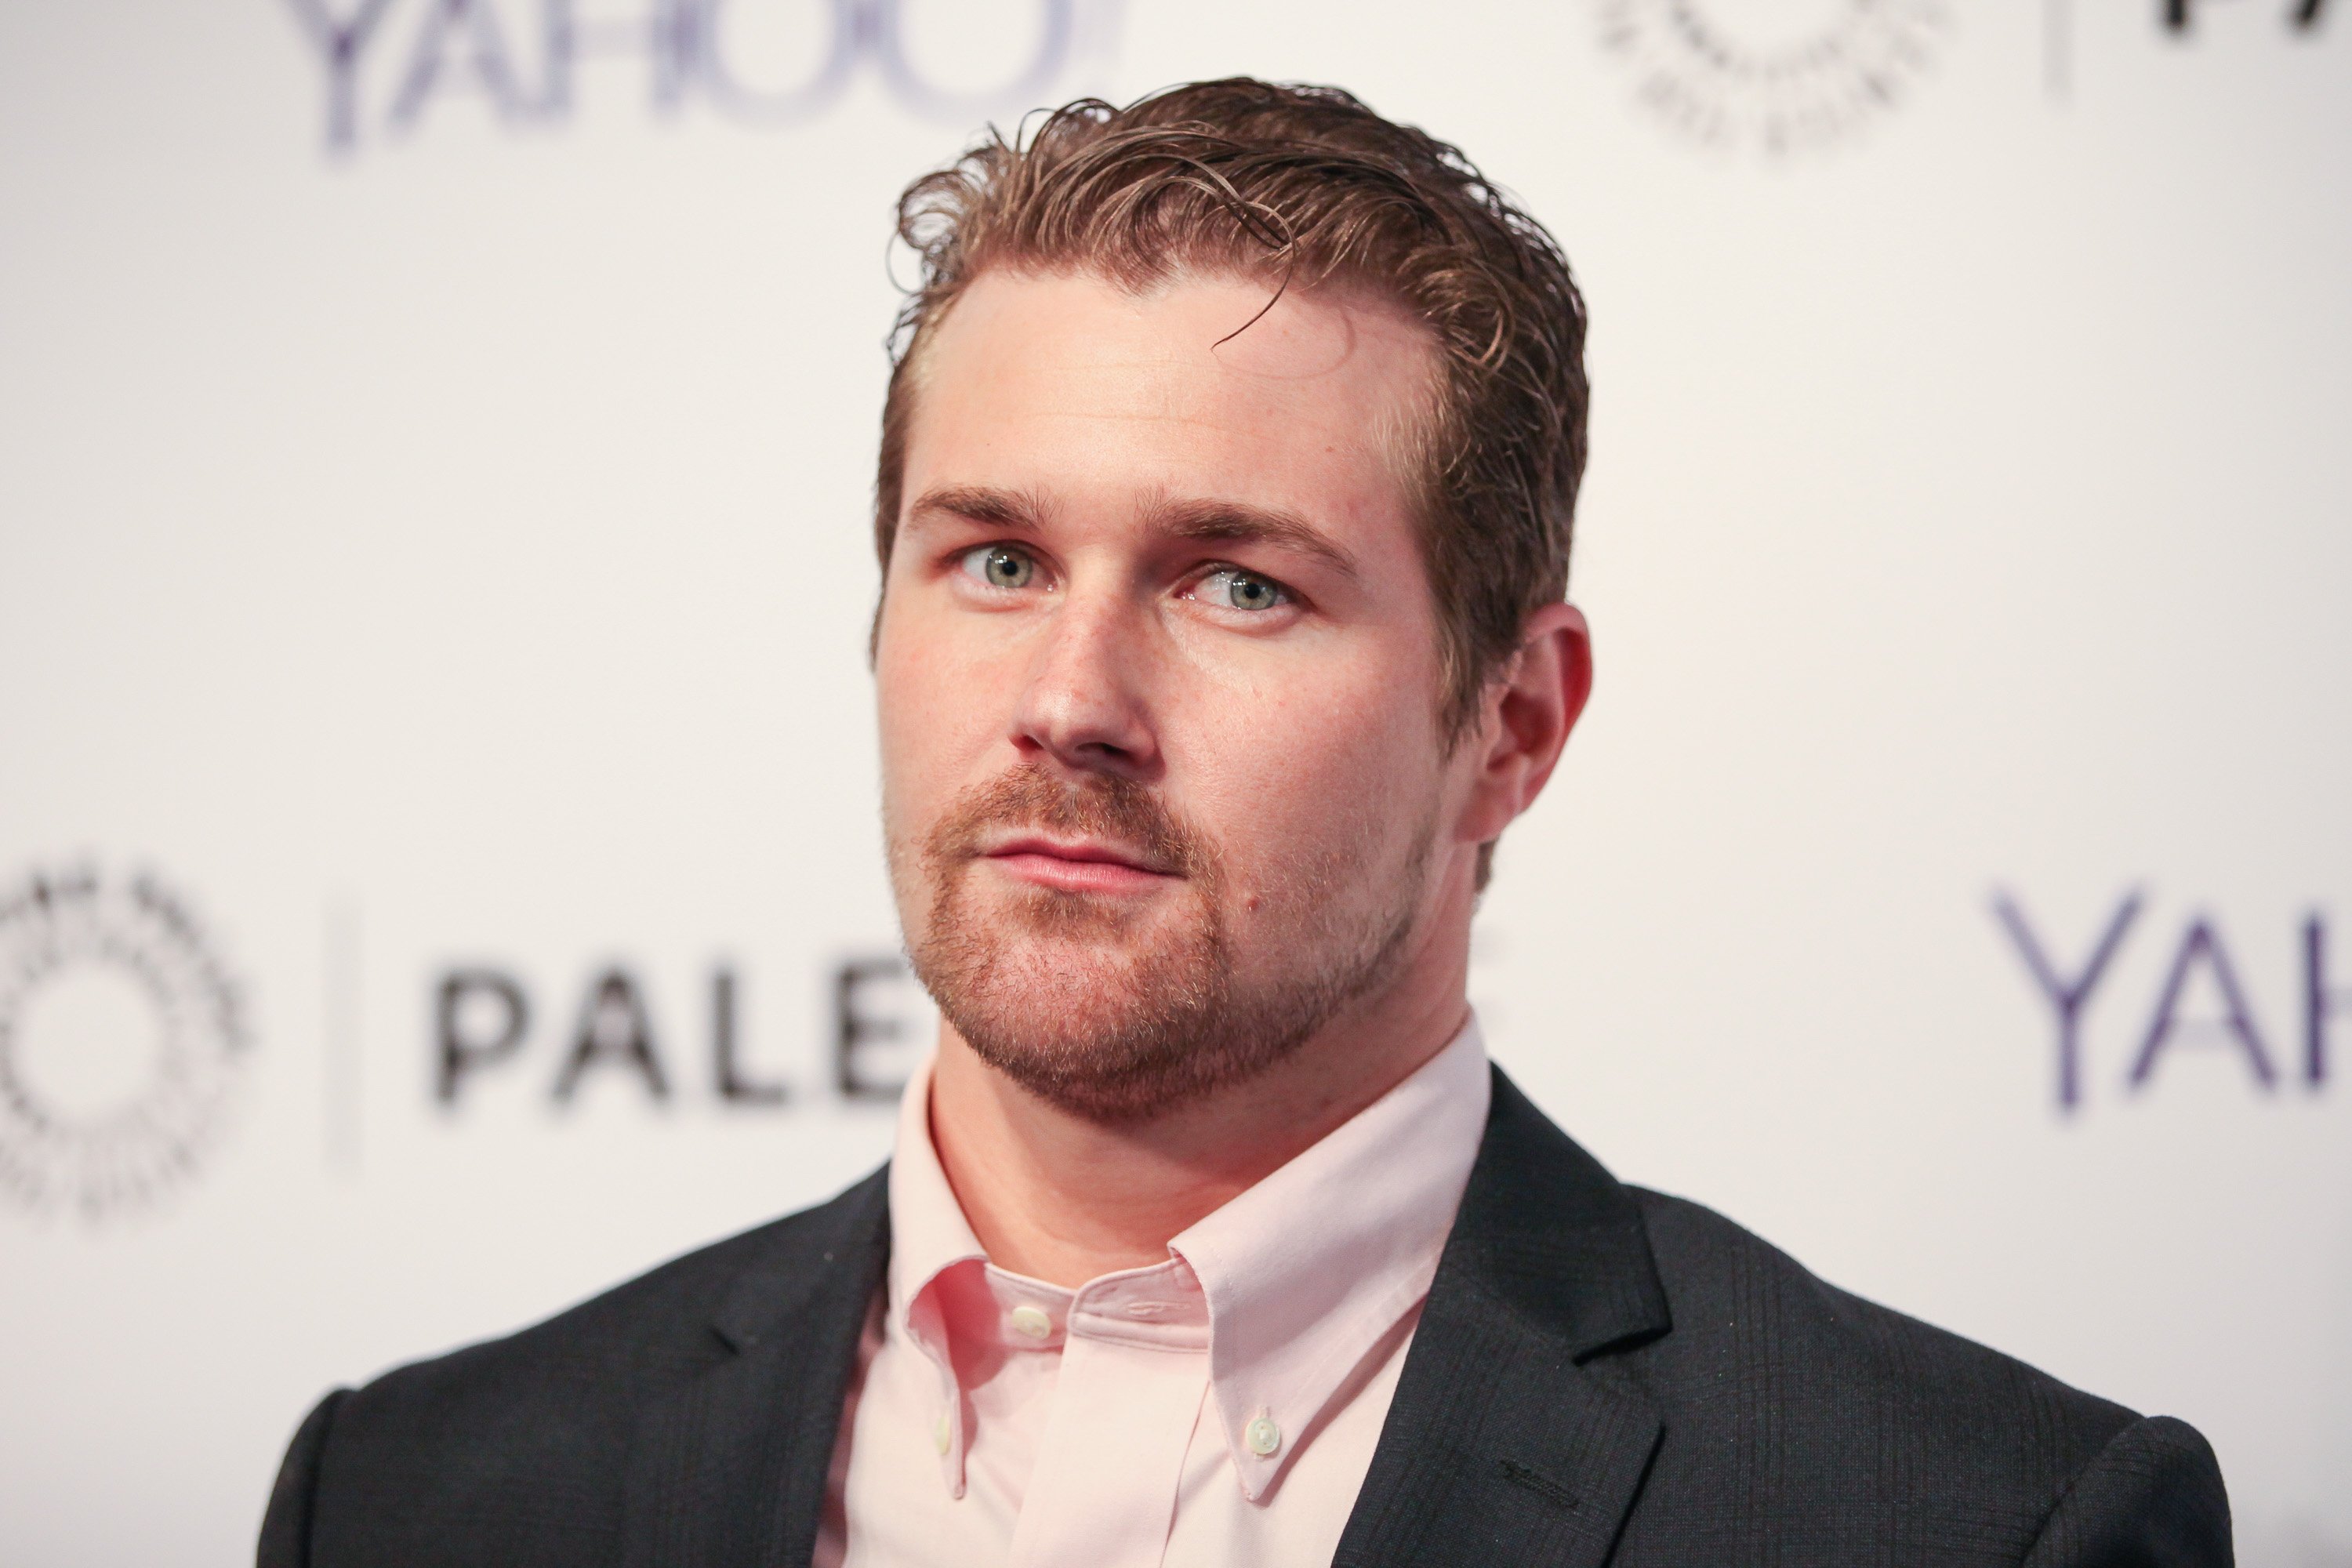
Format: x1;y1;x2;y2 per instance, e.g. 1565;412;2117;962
961;545;1036;590
1200;568;1287;612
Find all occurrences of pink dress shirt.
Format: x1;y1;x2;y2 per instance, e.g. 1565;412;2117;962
815;1019;1491;1568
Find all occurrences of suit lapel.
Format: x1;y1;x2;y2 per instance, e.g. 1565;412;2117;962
1335;1069;1672;1568
611;1069;1665;1567
619;1169;891;1568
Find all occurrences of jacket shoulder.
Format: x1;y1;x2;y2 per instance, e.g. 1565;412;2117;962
278;1169;887;1567
1608;1186;2159;1559
352;1167;883;1412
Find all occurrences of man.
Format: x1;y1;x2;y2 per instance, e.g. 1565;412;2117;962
261;80;2230;1566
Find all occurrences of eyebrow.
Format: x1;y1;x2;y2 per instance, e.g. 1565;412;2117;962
906;485;1050;534
906;485;1359;579
1148;497;1359;579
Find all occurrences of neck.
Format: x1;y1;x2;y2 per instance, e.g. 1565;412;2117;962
925;927;1473;1288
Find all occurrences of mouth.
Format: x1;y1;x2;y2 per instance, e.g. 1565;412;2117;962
978;833;1180;896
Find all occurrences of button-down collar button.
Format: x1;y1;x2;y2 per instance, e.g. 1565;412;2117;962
932;1414;951;1456
1008;1305;1053;1340
1245;1416;1281;1456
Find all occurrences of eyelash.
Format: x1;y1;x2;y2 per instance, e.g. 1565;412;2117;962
1193;565;1291;612
951;542;1300;616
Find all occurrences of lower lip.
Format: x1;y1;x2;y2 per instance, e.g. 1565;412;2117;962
985;852;1174;896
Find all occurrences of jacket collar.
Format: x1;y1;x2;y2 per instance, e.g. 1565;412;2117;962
1432;1065;1671;1361
708;1167;888;1356
619;1169;891;1568
1334;1065;1671;1568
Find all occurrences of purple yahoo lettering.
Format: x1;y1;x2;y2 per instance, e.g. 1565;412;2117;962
681;0;858;125
2307;913;2344;1088
1993;890;2142;1112
391;0;530;131
2129;916;2278;1092
283;0;400;151
538;0;695;117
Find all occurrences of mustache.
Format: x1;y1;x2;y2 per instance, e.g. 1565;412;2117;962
927;765;1211;882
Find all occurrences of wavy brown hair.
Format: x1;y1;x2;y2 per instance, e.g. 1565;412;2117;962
875;78;1588;808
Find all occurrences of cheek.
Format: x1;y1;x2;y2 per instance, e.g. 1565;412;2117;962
875;607;987;827
1182;666;1440;887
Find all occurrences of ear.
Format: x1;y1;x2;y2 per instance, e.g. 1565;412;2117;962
1457;601;1592;848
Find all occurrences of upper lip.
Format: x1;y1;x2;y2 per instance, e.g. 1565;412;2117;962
982;833;1177;877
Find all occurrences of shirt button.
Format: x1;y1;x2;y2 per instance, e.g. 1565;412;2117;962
1009;1305;1053;1340
1245;1416;1282;1456
933;1414;951;1456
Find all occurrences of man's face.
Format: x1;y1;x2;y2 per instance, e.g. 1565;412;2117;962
875;268;1471;1120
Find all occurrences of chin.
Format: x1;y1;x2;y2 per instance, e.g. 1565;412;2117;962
913;906;1256;1120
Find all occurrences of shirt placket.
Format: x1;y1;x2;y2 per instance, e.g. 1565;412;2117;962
1004;1276;1211;1568
902;1282;971;1498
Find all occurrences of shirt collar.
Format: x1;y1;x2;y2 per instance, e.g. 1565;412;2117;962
882;1054;990;1497
1168;1018;1490;1498
884;1017;1492;1502
884;1053;989;1327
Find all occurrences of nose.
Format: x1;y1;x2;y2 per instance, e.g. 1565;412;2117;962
1011;592;1161;782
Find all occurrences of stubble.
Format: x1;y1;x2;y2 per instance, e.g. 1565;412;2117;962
898;764;1429;1123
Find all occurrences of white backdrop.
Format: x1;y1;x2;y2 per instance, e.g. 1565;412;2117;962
3;2;2348;1563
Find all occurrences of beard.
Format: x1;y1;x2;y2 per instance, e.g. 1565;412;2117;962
897;763;1429;1123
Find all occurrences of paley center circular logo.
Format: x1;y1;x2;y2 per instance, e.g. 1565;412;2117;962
0;866;249;1219
1597;0;1950;154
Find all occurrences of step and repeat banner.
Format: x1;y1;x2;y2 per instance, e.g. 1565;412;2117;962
2;2;2347;1562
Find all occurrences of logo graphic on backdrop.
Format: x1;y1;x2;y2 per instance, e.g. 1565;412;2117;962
282;0;1127;154
0;866;250;1219
1596;0;1950;154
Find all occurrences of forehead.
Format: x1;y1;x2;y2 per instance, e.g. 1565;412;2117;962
901;267;1438;535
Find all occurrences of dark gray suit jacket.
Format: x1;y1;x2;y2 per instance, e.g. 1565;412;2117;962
261;1069;2230;1566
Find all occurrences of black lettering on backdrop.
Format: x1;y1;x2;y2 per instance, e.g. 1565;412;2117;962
2129;918;2278;1092
2164;0;2329;29
554;967;671;1102
1993;890;2143;1112
712;965;787;1104
834;956;908;1101
431;953;925;1109
435;967;530;1102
